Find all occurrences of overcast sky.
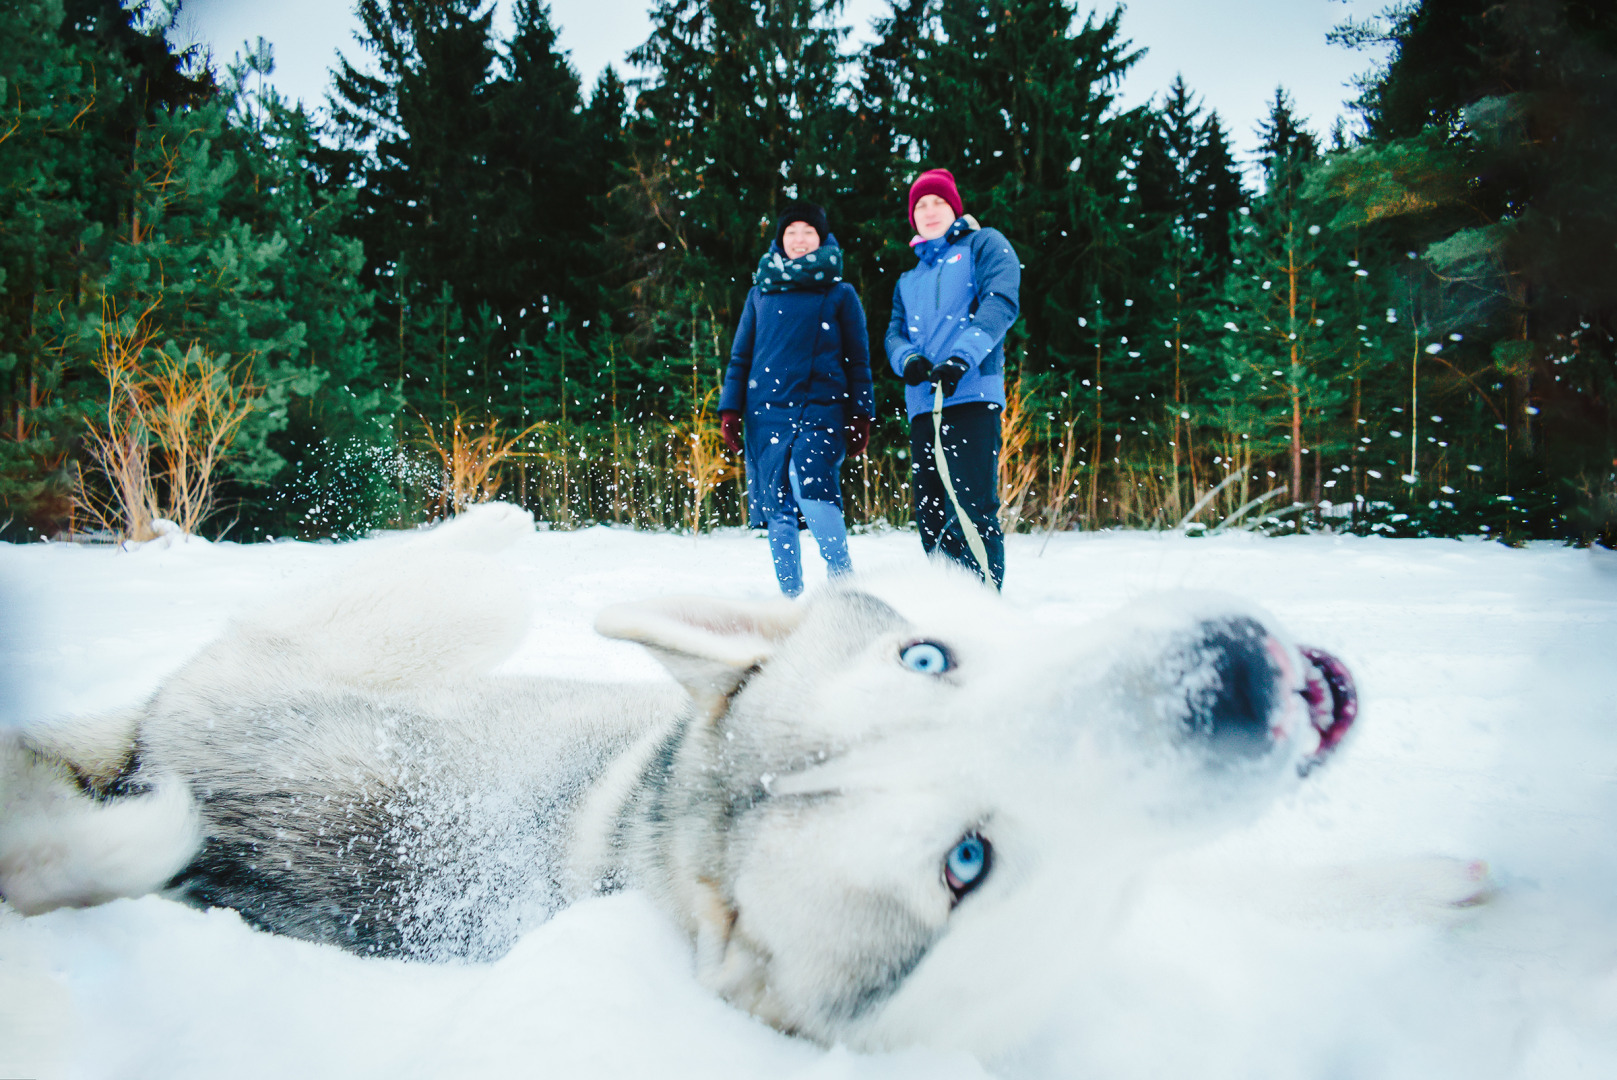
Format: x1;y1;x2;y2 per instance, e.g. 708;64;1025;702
171;0;1389;162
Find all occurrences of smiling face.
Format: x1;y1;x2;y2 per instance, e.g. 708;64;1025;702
912;193;957;241
781;220;822;259
594;567;1359;1054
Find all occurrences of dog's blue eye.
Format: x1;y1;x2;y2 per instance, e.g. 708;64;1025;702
900;642;951;674
944;833;991;899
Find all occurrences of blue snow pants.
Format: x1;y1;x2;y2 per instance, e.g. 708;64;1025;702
765;450;852;598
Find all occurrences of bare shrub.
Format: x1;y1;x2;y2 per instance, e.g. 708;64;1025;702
78;302;163;541
78;301;260;541
142;345;260;535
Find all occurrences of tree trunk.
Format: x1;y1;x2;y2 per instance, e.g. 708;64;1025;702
1089;333;1102;526
1286;224;1303;503
1171;271;1183;518
1291;389;1303;510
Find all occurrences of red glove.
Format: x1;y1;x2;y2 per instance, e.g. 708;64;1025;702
720;410;743;454
846;415;871;457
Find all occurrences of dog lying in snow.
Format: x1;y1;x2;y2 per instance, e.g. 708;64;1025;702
2;504;1388;1053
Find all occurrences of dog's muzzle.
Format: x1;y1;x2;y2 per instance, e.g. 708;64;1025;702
1181;618;1358;772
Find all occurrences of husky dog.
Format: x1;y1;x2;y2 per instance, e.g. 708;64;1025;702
0;505;1364;1053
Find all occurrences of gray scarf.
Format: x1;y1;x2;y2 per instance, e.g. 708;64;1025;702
753;243;843;294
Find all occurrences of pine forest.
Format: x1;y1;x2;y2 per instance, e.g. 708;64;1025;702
2;0;1614;545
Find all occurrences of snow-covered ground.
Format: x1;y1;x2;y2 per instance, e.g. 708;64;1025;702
2;523;1614;1079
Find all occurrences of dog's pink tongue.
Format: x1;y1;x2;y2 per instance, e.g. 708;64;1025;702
1298;647;1358;760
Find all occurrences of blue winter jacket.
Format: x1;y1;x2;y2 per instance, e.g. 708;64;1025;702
885;217;1021;420
720;235;873;523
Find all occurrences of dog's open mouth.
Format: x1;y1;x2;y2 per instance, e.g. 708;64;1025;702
1297;647;1358;770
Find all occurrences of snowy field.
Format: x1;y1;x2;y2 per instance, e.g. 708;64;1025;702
1;521;1615;1079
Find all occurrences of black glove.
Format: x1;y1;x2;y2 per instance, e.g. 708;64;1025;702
901;354;932;386
931;357;970;397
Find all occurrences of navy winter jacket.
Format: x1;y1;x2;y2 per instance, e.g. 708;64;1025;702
720;235;873;523
885;218;1021;421
719;238;874;427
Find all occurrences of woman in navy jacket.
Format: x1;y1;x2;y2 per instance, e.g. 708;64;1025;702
885;169;1020;589
719;202;874;597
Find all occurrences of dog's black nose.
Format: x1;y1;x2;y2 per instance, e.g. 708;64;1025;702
1181;617;1283;757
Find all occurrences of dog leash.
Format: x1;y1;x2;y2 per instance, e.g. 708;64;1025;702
932;382;992;580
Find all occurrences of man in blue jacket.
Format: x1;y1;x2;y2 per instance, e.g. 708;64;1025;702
886;169;1020;589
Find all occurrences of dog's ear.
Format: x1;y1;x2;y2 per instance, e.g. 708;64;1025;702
594;595;804;712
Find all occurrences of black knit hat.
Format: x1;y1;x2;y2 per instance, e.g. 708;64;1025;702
774;201;830;249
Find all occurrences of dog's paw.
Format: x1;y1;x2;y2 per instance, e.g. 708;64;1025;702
1159;854;1494;930
0;738;201;915
416;502;536;554
1294;855;1494;925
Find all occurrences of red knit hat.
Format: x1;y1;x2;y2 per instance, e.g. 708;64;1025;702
907;168;963;228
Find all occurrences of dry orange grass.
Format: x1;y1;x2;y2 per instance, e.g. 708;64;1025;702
997;377;1041;531
419;411;544;519
672;384;739;533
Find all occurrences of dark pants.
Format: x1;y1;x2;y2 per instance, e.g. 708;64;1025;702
909;402;1004;589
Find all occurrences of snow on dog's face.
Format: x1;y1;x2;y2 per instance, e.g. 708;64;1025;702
595;566;1357;1055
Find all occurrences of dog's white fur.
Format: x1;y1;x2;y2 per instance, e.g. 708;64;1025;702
0;714;201;913
0;504;1482;1054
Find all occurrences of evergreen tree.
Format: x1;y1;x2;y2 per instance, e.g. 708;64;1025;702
1316;0;1617;539
13;0;1600;540
1212;91;1351;515
77;59;383;535
329;0;501;419
0;0;212;536
625;0;853;335
1135;77;1246;513
327;0;623;467
893;0;1151;524
220;51;391;539
906;0;1145;375
0;4;393;540
0;0;100;533
609;0;857;475
841;0;935;438
484;0;619;323
1186;112;1246;272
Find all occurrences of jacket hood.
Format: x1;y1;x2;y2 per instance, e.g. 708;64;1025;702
910;215;980;257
